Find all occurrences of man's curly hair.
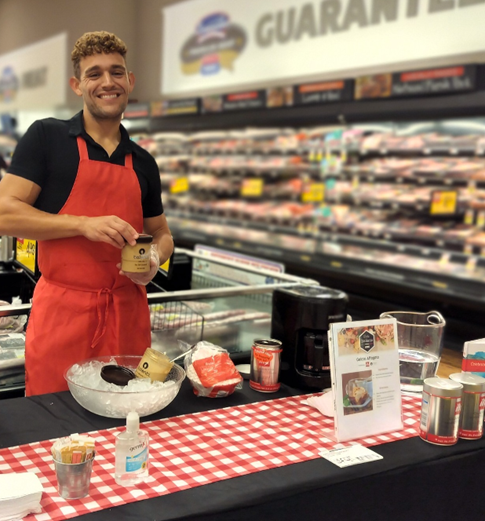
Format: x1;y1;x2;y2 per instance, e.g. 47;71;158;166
71;31;128;79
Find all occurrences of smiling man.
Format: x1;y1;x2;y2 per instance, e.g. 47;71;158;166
0;31;173;396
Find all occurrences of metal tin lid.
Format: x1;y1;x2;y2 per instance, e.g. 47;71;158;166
253;339;282;350
450;372;485;392
423;377;463;397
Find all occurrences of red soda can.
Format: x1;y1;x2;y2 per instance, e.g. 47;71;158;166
249;339;282;393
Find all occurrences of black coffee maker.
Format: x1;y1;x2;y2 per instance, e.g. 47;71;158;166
271;285;348;391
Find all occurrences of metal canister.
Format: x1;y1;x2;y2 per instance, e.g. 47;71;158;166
449;372;485;440
249;339;282;393
419;377;463;446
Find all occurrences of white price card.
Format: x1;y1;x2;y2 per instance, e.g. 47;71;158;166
319;445;383;468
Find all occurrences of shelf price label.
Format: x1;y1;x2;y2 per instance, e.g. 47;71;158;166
170;177;189;194
430;190;457;215
464;209;475;225
15;238;37;274
477;211;485;228
301;182;325;203
241;178;263;197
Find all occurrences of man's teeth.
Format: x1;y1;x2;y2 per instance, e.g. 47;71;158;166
100;94;117;99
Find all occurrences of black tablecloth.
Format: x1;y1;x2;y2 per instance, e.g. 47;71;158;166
1;380;484;521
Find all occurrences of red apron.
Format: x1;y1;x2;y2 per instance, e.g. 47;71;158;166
25;136;151;396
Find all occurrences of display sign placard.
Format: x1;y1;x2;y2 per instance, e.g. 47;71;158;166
153;98;200;117
355;65;476;100
193;244;284;286
14;237;37;277
123;102;150;119
294;80;353;105
266;86;294;108
328;318;403;442
202;90;266;113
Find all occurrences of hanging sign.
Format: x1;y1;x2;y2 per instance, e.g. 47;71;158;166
0;33;66;111
328;318;403;442
294;80;353;105
162;0;485;97
355;65;476;100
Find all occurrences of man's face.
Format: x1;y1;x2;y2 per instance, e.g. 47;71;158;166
70;52;134;121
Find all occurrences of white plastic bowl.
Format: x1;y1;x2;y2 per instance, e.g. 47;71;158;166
65;355;186;418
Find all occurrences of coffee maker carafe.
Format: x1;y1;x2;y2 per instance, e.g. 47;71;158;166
271;285;348;390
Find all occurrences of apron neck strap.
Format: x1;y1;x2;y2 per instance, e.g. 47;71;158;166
77;136;89;160
77;135;133;168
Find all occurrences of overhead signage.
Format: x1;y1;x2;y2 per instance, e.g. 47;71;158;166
162;0;485;96
123;102;150;119
153;98;200;117
355;65;477;100
202;90;266;113
294;80;353;105
266;86;294;108
0;33;66;111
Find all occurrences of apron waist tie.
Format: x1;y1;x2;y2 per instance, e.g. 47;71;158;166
42;277;114;349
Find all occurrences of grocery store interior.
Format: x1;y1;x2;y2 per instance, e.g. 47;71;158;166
1;0;484;392
1;1;485;520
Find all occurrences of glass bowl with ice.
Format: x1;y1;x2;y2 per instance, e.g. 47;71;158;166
64;355;186;418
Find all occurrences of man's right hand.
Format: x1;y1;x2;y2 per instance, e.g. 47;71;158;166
80;215;139;248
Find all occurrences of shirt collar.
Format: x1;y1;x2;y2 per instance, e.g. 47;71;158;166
68;111;134;154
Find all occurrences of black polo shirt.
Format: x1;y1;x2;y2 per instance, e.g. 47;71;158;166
8;111;163;218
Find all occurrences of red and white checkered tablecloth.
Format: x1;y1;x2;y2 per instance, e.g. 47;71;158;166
0;392;421;521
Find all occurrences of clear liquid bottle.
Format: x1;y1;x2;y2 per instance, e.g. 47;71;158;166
114;411;149;486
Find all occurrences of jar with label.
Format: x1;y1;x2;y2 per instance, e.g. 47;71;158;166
121;234;153;273
419;377;463;446
135;348;173;382
449;372;485;440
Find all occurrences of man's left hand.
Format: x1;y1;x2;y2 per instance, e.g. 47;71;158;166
118;244;160;286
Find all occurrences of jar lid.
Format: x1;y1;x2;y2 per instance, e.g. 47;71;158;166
423;376;463;397
450;372;485;392
136;234;153;244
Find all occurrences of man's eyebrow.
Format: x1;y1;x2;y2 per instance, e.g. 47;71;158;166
83;64;127;75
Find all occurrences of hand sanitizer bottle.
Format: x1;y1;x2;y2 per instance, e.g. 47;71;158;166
114;411;149;486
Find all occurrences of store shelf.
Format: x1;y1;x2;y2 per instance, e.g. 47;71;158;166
146;90;485;132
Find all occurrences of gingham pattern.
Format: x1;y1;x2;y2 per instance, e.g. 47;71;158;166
0;393;421;521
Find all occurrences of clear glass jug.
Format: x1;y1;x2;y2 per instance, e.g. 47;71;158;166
379;310;446;392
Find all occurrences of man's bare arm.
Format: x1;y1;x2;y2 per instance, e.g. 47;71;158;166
144;214;174;265
0;174;139;247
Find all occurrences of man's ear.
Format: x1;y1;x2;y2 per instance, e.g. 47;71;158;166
128;71;135;93
69;76;82;96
